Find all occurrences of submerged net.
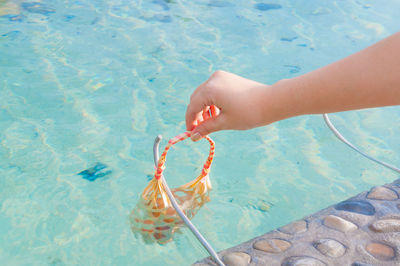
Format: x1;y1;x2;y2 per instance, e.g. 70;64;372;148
130;132;215;244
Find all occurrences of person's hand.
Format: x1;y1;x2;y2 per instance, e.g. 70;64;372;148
187;33;400;142
185;70;270;141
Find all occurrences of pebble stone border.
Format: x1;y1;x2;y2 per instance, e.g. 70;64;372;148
193;179;400;266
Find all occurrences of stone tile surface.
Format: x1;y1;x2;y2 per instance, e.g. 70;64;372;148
253;239;291;253
194;179;400;266
323;215;358;233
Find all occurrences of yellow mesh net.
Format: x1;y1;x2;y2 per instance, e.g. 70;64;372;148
130;132;215;244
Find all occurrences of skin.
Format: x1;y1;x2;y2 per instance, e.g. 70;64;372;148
186;32;400;141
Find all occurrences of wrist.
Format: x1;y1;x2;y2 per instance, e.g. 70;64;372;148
260;77;305;125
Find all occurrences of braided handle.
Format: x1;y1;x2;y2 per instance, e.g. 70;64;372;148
154;132;215;180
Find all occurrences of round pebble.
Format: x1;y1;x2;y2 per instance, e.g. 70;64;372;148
279;220;307;234
324;215;358;233
223;252;251;266
314;239;346;257
370;218;400;232
335;200;375;216
282;256;326;266
253;239;291;253
367;186;398;200
365;242;395;260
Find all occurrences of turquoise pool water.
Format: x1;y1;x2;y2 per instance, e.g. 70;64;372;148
1;0;399;265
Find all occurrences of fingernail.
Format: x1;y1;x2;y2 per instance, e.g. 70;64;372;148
191;132;202;142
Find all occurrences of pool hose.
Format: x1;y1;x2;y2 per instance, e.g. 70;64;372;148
323;114;400;174
151;114;399;266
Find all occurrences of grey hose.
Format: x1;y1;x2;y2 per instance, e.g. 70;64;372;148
150;113;400;265
323;114;400;174
153;135;225;266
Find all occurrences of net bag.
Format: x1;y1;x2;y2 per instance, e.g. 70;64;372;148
130;132;215;244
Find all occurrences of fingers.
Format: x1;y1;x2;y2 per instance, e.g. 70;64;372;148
186;96;201;131
187;104;223;141
186;74;223;138
186;103;202;131
202;106;211;121
190;110;204;130
185;82;211;131
190;115;225;141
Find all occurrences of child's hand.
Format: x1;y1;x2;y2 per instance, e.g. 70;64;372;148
185;33;400;142
185;70;270;141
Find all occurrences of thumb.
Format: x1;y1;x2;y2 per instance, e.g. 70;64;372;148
190;115;224;141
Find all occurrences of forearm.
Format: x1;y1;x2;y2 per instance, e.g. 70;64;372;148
266;32;400;122
186;32;400;137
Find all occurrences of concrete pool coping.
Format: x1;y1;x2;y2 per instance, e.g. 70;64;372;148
193;178;400;266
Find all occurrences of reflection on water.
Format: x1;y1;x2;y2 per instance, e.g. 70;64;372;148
0;0;399;265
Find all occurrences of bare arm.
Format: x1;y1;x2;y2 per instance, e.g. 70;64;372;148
269;32;400;120
186;32;400;141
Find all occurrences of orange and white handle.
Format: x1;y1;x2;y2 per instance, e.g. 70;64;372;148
154;132;215;180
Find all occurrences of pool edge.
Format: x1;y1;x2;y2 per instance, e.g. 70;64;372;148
193;178;400;266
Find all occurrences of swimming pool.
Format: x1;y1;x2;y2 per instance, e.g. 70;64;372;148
1;0;399;265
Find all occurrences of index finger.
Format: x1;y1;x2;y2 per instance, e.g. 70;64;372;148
185;83;211;131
